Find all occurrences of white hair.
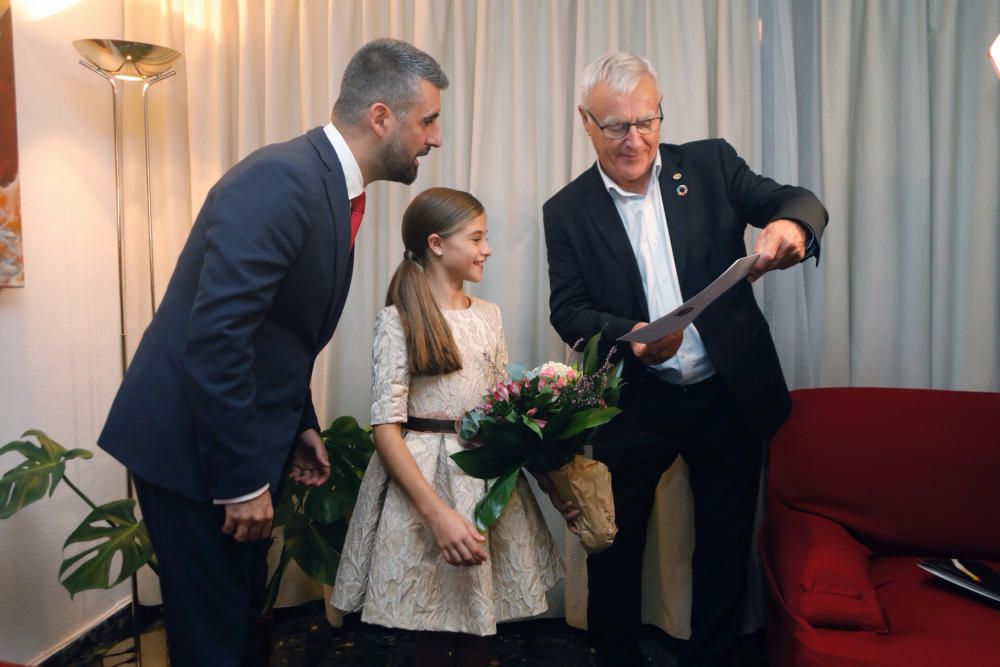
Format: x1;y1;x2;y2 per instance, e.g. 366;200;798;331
579;52;659;107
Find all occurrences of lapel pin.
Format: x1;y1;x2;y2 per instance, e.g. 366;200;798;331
672;172;682;180
676;184;688;197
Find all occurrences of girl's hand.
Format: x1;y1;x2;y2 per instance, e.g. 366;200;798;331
427;505;488;566
532;471;581;535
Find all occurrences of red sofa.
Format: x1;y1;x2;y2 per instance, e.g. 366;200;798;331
761;387;1000;667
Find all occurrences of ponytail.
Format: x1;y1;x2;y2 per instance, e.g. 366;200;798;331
386;187;485;376
386;251;463;376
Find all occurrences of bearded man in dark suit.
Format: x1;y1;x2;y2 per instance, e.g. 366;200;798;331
543;51;827;667
99;38;447;667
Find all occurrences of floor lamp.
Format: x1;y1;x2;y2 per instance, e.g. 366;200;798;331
73;38;181;667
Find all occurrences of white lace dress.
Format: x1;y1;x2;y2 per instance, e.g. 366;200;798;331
332;298;562;636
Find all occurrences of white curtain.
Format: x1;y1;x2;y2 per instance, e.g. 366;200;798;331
123;0;1000;632
760;0;1000;390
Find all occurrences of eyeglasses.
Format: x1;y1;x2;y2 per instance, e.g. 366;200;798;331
585;103;663;140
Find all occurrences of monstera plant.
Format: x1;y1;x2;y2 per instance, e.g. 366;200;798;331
262;416;374;612
0;429;155;595
0;418;373;613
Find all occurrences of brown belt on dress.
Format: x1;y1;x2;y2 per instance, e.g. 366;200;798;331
402;416;457;435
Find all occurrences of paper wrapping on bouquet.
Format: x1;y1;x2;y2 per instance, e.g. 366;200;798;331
548;454;617;554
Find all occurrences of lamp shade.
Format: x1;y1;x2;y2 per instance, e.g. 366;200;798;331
73;39;180;81
991;32;1000;79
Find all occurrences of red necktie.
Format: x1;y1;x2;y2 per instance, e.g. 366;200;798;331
349;192;366;248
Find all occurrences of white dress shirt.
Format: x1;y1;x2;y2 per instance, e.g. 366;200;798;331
323;122;365;200
597;152;716;385
215;124;362;505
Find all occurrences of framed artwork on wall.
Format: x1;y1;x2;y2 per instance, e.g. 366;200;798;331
0;0;23;288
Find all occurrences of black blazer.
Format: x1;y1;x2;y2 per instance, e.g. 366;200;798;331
100;127;355;502
543;139;828;440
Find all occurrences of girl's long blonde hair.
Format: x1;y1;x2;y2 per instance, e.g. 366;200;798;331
386;187;485;376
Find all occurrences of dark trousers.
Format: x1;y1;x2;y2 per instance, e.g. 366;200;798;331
587;374;764;667
134;476;270;667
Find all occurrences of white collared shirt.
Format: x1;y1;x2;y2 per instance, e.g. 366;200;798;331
323;122;365;200
597;152;716;385
215;125;361;506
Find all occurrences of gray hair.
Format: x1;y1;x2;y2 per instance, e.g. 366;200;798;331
579;52;659;106
333;39;449;123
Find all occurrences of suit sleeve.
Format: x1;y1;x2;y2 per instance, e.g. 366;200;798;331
182;158;314;501
543;199;639;350
718;139;828;248
298;387;321;435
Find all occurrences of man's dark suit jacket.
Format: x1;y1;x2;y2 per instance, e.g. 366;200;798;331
100;126;354;503
543;139;828;440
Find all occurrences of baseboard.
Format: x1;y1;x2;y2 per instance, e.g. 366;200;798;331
33;598;157;666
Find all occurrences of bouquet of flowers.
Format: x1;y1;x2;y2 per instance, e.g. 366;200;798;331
451;333;624;553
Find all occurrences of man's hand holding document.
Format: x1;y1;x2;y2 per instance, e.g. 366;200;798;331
618;254;760;345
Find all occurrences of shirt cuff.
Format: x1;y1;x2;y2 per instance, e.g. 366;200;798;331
213;483;269;505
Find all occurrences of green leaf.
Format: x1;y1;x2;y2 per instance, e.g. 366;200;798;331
520;414;544;439
328;456;365;498
473;465;522;532
272;480;302;528
546;407;622;441
582;332;602;375
322;416;374;475
324;416;374;450
0;431;93;519
450;419;536;479
451;447;520;480
262;544;292;615
538;408;573;439
302;483;350;525
604;361;626;407
58;499;154;597
283;512;347;586
542;407;621;442
266;416;373;602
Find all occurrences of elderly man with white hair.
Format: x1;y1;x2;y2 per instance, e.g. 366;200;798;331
542;51;828;667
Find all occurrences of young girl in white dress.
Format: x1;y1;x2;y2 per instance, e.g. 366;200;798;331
333;187;561;666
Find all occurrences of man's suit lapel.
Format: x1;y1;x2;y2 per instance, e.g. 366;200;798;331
581;166;648;318
307;127;351;272
306;127;353;341
658;144;688;289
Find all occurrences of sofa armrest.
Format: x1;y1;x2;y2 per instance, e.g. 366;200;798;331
764;499;887;633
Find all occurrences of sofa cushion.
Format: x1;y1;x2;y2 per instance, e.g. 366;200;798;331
767;500;887;632
782;557;1000;667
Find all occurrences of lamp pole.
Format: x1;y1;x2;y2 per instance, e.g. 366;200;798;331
74;38;181;667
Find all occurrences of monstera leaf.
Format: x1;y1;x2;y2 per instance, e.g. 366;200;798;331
58;499;155;597
0;430;93;519
300;416;374;525
262;417;373;613
321;416;374;474
302;481;351;525
283;512;347;586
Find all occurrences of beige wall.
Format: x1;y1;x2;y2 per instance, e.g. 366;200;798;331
0;1;137;663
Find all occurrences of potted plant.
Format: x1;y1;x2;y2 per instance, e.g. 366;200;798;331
0;417;373;612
